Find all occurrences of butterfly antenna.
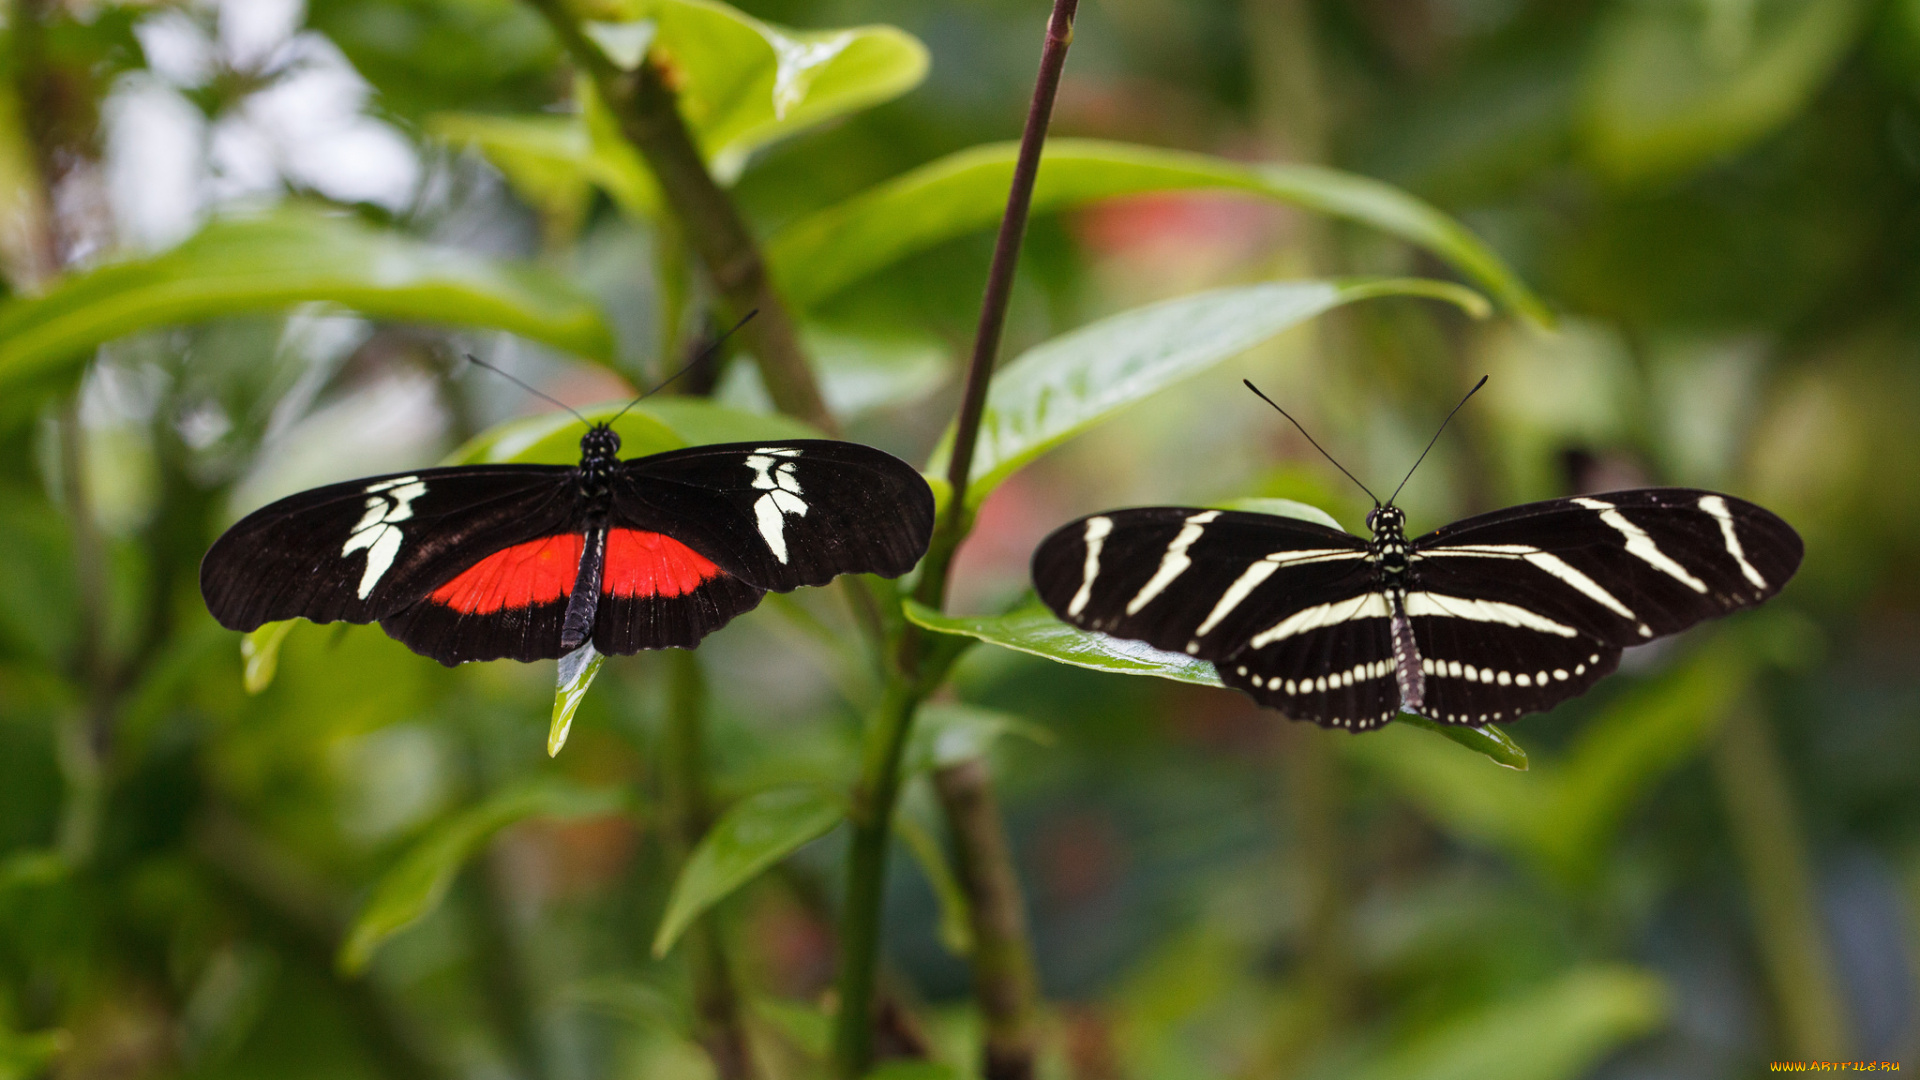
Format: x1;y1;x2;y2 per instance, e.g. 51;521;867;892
1243;379;1380;506
464;354;589;425
606;309;759;426
1386;375;1488;508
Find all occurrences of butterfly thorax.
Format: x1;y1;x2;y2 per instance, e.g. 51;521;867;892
576;425;622;510
1367;505;1413;588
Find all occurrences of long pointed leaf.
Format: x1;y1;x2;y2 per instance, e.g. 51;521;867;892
339;782;625;975
652;785;845;956
769;139;1548;325
923;278;1488;504
0;206;616;391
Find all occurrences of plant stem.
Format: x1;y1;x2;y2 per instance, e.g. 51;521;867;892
4;0;61;289
934;759;1041;1080
834;675;922;1075
664;650;760;1080
521;0;835;433
837;3;1079;1074
1285;726;1353;1032
913;0;1081;610
1710;703;1852;1058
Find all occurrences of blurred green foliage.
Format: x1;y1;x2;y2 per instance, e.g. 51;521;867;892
0;0;1913;1077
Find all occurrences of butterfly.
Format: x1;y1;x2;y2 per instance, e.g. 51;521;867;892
201;425;935;666
1029;380;1803;730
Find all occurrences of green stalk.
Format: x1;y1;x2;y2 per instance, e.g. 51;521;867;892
1710;703;1852;1058
835;2;1080;1073
663;651;760;1080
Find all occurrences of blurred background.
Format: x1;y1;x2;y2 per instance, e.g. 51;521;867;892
1;0;1916;1076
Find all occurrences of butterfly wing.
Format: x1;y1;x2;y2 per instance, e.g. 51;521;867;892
1032;508;1401;729
1406;487;1802;724
610;440;935;591
200;465;579;638
569;440;933;655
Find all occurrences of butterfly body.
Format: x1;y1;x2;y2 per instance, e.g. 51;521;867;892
1032;489;1802;730
202;426;934;666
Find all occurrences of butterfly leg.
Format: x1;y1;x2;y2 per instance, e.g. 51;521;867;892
562;527;608;651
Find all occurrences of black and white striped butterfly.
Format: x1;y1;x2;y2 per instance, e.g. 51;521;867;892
1029;381;1803;731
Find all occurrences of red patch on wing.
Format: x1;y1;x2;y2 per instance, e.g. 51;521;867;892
605;529;719;597
430;533;583;614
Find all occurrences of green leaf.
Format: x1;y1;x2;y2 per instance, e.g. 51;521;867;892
441;397;820;466
911;599;1524;768
864;1065;959;1080
339;782;624;975
0;206;617;391
633;397;823;445
444;406;683;466
550;643;607;757
904;597;1223;686
906;701;1053;773
1212;496;1346;533
1395;713;1530;772
1344;965;1667;1080
0;1027;70;1079
587;1;929;180
240;620;298;695
1583;0;1867;184
802;322;949;418
652;785;845;957
768;139;1548;326
893;811;971;956
924;279;1488;506
431;111;657;223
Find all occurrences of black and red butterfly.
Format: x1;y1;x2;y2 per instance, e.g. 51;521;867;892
200;424;935;665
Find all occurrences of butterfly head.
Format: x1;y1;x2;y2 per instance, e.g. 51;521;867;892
580;424;621;462
1366;505;1405;538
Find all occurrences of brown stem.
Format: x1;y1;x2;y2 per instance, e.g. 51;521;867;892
864;4;1080;1075
523;0;834;433
663;650;760;1080
934;758;1041;1080
4;0;61;288
913;0;1080;610
1710;703;1852;1058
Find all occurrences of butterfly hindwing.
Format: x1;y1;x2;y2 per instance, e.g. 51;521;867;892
612;440;936;592
200;466;578;634
1409;614;1620;726
377;527;770;664
1215;601;1401;730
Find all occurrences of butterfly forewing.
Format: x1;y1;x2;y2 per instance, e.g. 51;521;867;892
1411;488;1802;641
1030;508;1371;655
613;440;936;591
201;466;578;633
